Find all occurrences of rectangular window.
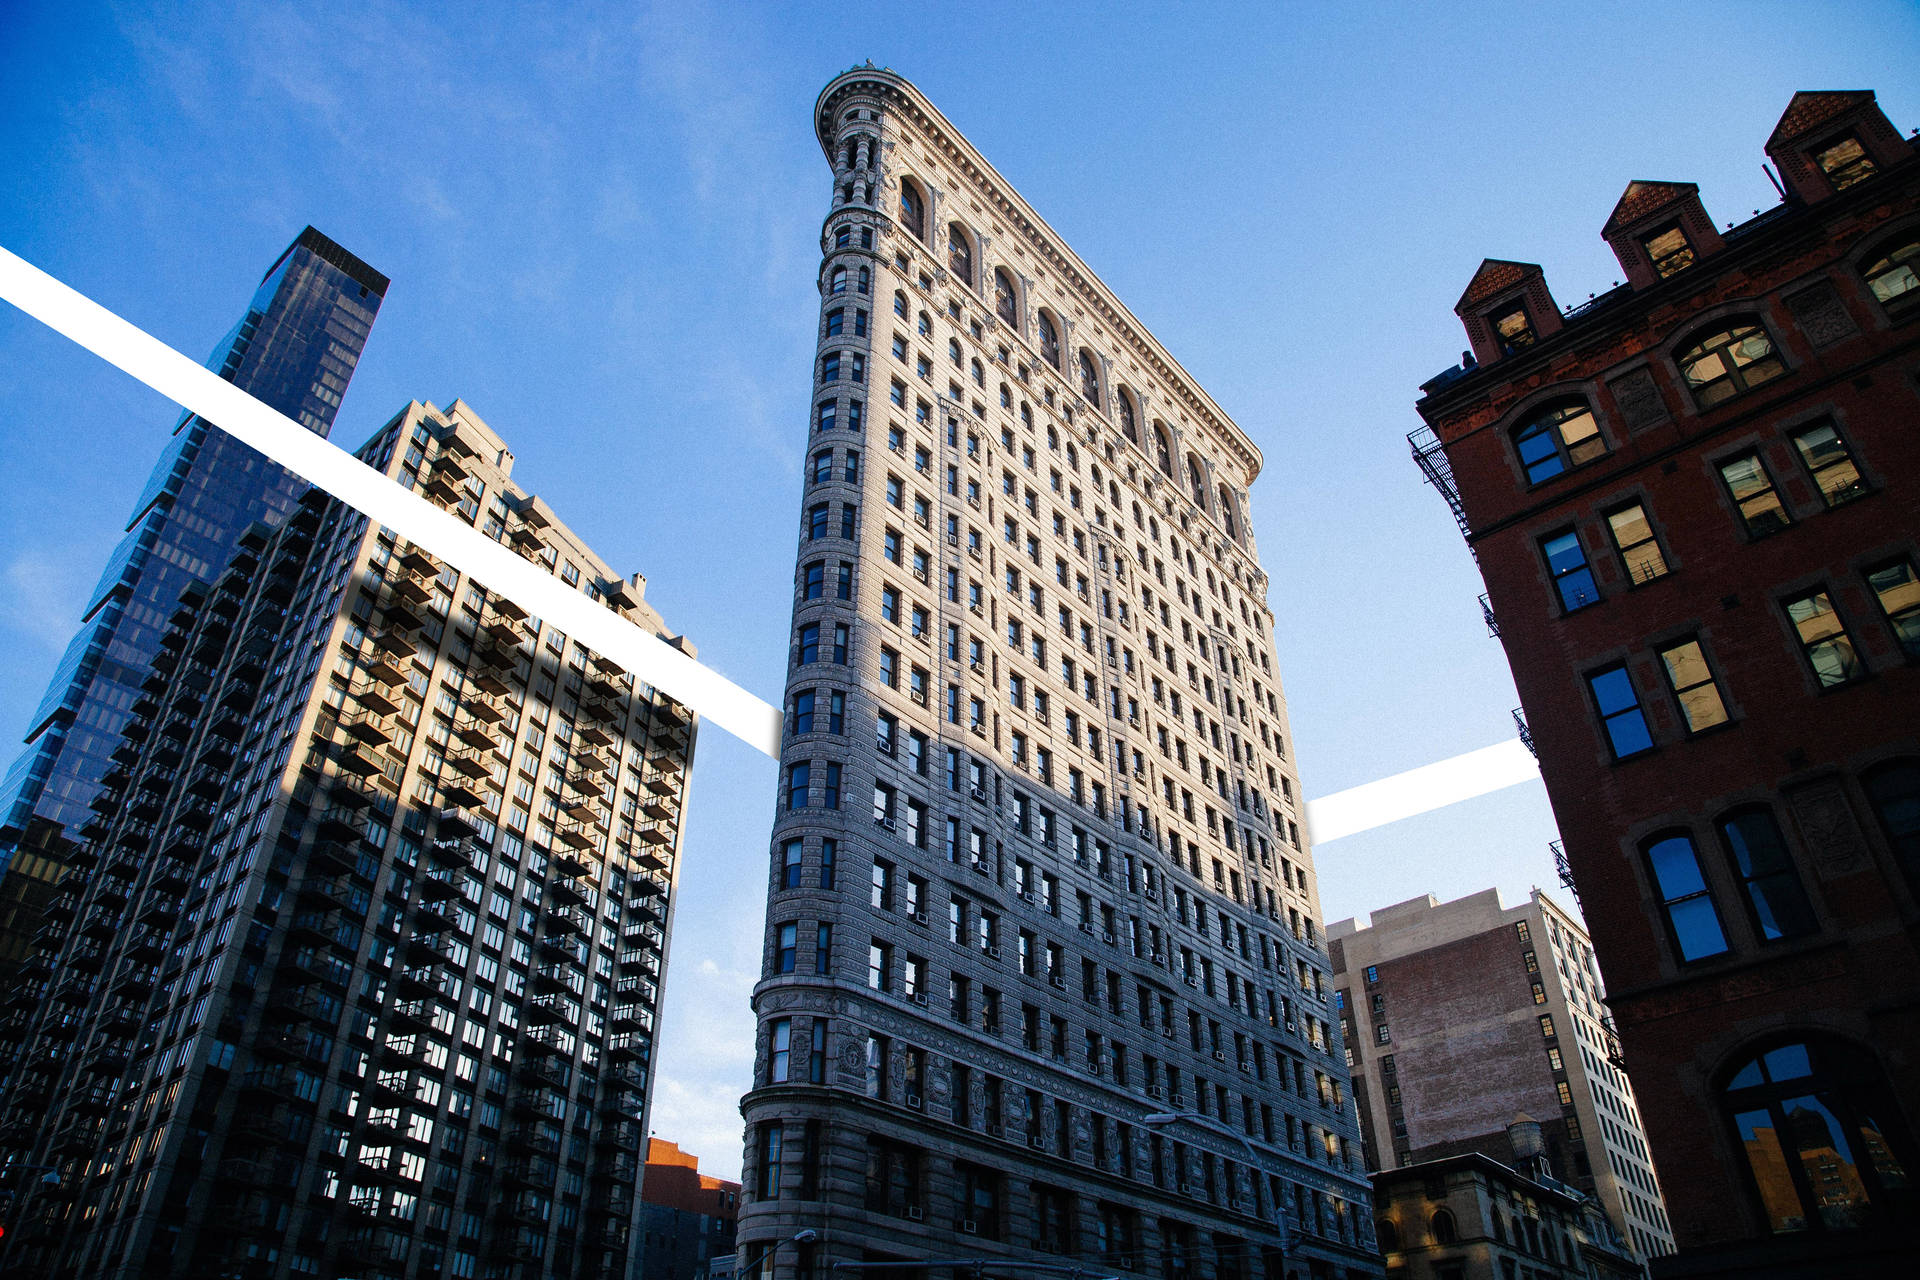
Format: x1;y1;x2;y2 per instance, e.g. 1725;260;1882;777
786;762;810;810
1719;808;1817;941
1718;451;1791;538
816;923;833;974
1605;502;1668;585
1642;223;1695;278
1790;421;1867;507
1867;558;1920;658
782;838;803;889
1587;664;1653;759
759;1124;783;1198
1542;529;1600;612
1784;588;1861;687
770;1018;792;1082
1658;638;1729;733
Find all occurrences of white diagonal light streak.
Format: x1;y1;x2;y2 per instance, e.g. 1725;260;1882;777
0;243;1544;835
0;244;783;755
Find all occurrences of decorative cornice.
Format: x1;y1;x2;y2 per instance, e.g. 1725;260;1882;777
815;68;1264;485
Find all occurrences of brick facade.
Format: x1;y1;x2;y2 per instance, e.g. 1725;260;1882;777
1411;91;1920;1278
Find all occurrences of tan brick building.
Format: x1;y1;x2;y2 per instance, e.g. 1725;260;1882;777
736;66;1379;1280
1329;890;1671;1263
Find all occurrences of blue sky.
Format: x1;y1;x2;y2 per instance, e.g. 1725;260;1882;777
4;1;1917;1178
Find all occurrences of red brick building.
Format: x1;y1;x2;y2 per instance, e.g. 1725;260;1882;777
1409;91;1919;1278
640;1139;741;1280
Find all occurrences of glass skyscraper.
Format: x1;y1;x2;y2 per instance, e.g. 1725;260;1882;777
0;227;387;974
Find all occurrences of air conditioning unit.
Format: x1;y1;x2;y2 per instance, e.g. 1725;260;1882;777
1146;1085;1164;1100
1169;1092;1186;1107
1178;1183;1195;1197
1184;976;1199;988
906;1091;923;1107
1238;1061;1252;1073
1049;975;1066;990
987;945;1001;958
946;532;958;545
968;658;983;672
911;911;928;925
1144;887;1159;901
1019;891;1036;904
1102;932;1115;945
984;1124;1003;1138
907;1205;925;1221
1161;1027;1176;1040
960;1219;979;1235
970;785;988;802
973;861;991;876
1029;1135;1047;1150
1212;1050;1226;1063
876;816;897;832
911;993;928;1007
1079;922;1095;935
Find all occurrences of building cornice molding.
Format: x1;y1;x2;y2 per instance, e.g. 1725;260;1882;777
817;68;1264;485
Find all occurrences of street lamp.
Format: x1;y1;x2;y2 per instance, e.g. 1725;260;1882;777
736;1227;820;1280
1141;1112;1297;1268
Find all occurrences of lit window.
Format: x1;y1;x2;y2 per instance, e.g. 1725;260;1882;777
1513;401;1606;483
1489;302;1534;355
1642;223;1695;278
1813;134;1876;190
1789;422;1867;507
1604;501;1668;585
1587;664;1653;759
1717;451;1792;538
1718;808;1817;942
1866;558;1920;659
1644;832;1729;962
1677;322;1785;409
1658;638;1729;733
1861;235;1920;315
1784;589;1861;687
1541;529;1600;612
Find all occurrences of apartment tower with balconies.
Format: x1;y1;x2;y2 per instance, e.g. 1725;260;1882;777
0;400;696;1280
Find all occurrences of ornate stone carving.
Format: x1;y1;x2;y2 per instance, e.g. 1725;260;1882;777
1607;366;1668;433
1785;281;1859;349
1784;777;1871;874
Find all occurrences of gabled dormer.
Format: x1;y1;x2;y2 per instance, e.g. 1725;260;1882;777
1457;259;1561;366
1602;181;1724;289
1766;90;1909;203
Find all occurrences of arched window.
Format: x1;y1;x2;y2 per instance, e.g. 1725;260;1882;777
893;290;908;318
1187;454;1209;509
994;268;1018;325
1862;758;1920;885
1376;1218;1400;1252
1153;422;1174;477
1118;390;1139;443
1429;1209;1457;1245
970;359;984;388
1218;485;1240;540
948;223;974;288
898;179;926;239
1644;831;1729;962
1717;807;1817;942
1078;350;1100;406
828;266;847;296
1677;320;1785;409
1723;1036;1916;1234
1038;311;1061;369
1861;234;1920;316
1513;399;1605;484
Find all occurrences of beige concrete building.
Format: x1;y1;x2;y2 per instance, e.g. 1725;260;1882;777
1329;891;1671;1265
736;65;1379;1280
0;399;695;1280
1371;1148;1641;1280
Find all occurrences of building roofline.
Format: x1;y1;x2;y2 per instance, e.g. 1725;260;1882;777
814;65;1263;483
262;226;391;297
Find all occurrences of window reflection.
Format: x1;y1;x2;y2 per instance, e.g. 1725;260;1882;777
1726;1038;1914;1234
